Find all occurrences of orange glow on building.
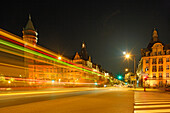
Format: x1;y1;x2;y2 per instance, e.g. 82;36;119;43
137;28;170;87
0;15;112;87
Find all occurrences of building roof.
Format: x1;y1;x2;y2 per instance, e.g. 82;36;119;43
147;28;164;50
24;15;35;31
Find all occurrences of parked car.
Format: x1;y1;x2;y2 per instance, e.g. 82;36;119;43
127;84;133;88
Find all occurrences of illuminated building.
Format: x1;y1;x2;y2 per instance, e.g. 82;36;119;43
0;15;111;87
23;16;108;85
73;42;98;83
23;15;38;78
73;42;107;84
137;28;170;87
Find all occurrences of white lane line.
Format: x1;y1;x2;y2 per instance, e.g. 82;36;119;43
134;109;170;113
135;100;170;103
134;104;170;109
135;101;170;105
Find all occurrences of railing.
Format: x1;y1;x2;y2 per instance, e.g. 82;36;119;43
152;62;157;64
152;69;157;72
158;61;163;64
158;69;163;72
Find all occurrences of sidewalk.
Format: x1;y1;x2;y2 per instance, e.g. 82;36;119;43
129;87;161;92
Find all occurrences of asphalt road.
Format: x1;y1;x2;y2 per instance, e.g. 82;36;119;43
0;87;134;113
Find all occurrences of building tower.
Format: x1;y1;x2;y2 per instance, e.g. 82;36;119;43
80;41;89;61
22;15;38;45
152;28;158;42
22;15;38;78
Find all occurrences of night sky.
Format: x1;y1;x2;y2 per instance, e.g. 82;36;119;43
0;0;170;75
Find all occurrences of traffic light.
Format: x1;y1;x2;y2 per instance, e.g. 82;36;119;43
144;75;148;81
117;75;123;80
118;76;122;79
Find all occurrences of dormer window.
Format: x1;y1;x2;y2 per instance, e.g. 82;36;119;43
158;51;161;55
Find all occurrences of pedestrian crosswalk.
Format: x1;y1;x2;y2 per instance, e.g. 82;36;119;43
134;92;170;113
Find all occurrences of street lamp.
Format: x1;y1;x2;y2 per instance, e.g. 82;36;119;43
58;56;62;60
123;52;136;88
125;68;128;72
123;53;136;74
125;54;130;59
124;53;131;59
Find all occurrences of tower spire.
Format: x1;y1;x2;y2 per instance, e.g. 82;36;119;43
22;15;38;45
80;41;89;60
152;28;158;42
29;14;31;20
24;14;35;31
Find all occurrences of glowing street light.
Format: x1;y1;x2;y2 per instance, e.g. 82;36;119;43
58;56;62;60
125;54;130;58
125;68;128;72
123;51;126;55
123;51;136;88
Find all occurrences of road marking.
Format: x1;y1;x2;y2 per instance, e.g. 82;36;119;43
134;109;170;113
134;104;170;109
135;101;170;105
134;92;170;113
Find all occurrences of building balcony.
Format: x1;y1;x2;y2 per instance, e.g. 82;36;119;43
158;69;163;72
152;62;157;64
158;61;163;64
152;69;157;72
159;77;163;79
152;77;156;79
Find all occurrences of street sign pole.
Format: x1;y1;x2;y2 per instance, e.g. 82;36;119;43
144;79;146;91
141;72;148;92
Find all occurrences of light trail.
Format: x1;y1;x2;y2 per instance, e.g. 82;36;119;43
0;38;107;78
0;29;105;76
0;28;112;87
0;47;100;82
0;29;97;71
1;34;101;75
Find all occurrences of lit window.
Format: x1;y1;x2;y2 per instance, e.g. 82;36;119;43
159;65;163;71
166;73;169;78
152;58;157;64
158;58;163;64
159;73;163;78
153;73;156;78
167;65;169;70
152;66;157;72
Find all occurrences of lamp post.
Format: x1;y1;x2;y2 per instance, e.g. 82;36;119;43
124;52;136;88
